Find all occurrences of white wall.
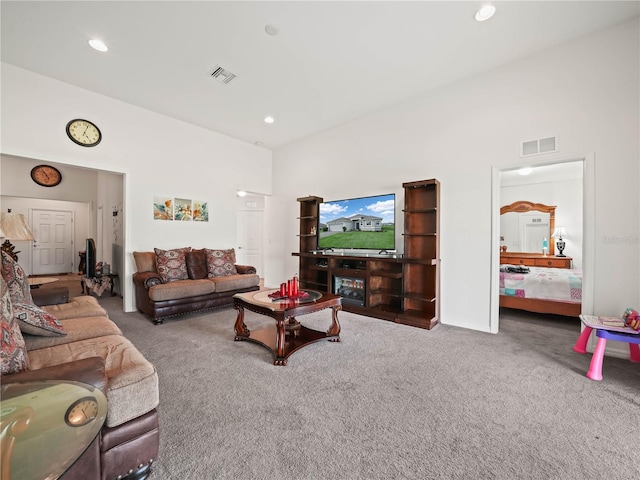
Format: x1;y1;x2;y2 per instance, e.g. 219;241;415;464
97;170;124;275
268;19;639;332
1;64;272;312
1;154;99;202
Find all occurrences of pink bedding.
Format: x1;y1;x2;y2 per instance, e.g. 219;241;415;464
500;267;582;303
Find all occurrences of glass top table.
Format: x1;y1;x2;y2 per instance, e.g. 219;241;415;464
233;289;342;365
1;380;107;480
241;289;323;310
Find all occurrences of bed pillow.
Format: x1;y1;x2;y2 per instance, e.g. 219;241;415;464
1;251;34;303
205;249;238;277
1;277;30;374
154;247;191;283
13;301;66;337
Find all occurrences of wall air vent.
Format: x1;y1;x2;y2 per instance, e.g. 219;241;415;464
521;136;557;157
210;65;236;84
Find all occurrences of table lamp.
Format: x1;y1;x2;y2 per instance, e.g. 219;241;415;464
1;209;35;262
552;226;569;257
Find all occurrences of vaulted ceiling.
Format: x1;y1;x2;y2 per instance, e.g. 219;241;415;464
2;1;638;149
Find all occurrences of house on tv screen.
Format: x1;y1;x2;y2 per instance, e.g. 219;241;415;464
326;214;383;232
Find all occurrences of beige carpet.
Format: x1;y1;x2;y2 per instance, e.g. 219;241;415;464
92;296;639;480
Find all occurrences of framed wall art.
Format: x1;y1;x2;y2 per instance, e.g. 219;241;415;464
153;197;173;220
193;200;209;222
174;198;192;221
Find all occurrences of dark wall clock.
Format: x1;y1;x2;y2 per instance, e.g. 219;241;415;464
66;118;102;147
31;164;62;187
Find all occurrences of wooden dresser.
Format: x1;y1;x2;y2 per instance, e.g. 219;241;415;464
500;252;572;269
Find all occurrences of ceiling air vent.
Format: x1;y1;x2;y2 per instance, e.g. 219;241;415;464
210;65;236;84
520;136;557;157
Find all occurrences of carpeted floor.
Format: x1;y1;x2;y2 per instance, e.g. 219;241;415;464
88;295;640;480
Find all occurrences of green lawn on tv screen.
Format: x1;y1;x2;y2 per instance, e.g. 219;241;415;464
319;225;394;249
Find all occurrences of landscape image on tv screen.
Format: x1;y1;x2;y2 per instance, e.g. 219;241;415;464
318;193;395;250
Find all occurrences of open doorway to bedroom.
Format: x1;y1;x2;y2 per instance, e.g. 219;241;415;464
491;154;595;334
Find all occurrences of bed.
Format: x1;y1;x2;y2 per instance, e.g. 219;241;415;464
499;266;582;317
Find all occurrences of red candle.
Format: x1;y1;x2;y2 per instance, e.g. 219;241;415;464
287;280;292;297
280;283;286;296
292;276;299;296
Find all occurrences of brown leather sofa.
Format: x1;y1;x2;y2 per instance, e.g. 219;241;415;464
133;248;260;324
4;296;159;480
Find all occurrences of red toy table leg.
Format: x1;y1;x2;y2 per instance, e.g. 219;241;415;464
587;337;607;381
629;343;640;363
573;327;593;354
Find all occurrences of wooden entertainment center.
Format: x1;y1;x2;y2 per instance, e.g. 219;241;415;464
293;179;440;330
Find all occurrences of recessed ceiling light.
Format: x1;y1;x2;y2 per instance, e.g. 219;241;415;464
475;5;496;22
265;25;279;36
518;167;533;176
264;116;275;124
237;190;248;197
88;39;108;52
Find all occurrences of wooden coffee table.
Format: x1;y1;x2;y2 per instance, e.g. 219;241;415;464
233;289;342;366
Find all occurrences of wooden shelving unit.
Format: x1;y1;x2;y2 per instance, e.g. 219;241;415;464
400;179;440;329
296;196;324;291
293;179;440;330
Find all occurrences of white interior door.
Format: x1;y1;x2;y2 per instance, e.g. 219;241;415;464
31;209;74;275
236;210;263;276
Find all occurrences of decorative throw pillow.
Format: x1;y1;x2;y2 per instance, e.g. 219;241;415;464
13;301;66;337
186;249;208;280
1;251;34;303
1;277;30;374
133;251;158;273
205;249;238;277
154;247;191;283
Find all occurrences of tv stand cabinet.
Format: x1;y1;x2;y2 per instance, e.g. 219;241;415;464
293;179;440;330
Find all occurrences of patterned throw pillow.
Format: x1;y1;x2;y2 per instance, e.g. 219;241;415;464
13;301;66;337
154;247;191;283
1;252;34;303
205;249;238;277
1;277;30;374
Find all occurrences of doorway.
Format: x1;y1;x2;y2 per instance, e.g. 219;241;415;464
31;209;74;275
490;154;595;333
1;154;128;308
236;195;265;278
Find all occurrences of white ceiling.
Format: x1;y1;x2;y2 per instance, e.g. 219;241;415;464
2;1;638;149
501;161;583;187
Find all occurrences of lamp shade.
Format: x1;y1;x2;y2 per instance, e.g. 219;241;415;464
551;226;568;239
1;211;35;241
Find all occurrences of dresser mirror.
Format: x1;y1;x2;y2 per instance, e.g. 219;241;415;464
500;201;555;255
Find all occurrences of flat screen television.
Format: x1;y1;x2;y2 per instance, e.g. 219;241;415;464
318;193;395;251
85;238;97;278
